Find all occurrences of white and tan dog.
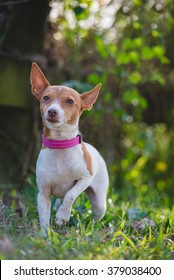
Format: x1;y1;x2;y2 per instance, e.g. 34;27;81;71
30;63;109;232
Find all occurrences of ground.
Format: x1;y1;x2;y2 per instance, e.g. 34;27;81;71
0;177;174;260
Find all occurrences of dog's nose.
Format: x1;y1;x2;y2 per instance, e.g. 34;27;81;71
48;108;57;118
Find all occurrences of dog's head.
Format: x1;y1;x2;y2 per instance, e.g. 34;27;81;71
30;63;101;130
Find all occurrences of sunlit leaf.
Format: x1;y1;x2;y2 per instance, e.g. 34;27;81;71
150;72;166;85
141;46;154;60
152;45;165;59
114;230;137;251
129;71;142;84
129;51;140;64
152;30;160;38
117;52;130;64
133;21;142;29
87;73;101;84
95;36;108;59
122;88;147;109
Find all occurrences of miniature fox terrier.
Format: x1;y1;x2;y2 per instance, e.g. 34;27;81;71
30;63;109;232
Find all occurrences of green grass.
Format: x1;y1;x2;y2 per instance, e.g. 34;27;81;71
0;179;174;260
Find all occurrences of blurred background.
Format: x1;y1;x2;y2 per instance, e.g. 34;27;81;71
0;0;174;208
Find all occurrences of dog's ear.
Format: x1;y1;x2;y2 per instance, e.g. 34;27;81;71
30;63;50;100
81;83;102;111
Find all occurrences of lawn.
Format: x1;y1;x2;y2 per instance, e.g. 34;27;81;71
0;177;174;260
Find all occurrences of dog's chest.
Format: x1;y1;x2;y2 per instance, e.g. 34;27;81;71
36;146;89;197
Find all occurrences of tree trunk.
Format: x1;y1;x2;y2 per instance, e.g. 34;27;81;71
0;0;50;184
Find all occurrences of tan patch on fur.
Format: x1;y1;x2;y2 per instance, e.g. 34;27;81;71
81;142;93;175
58;89;82;125
43;127;51;138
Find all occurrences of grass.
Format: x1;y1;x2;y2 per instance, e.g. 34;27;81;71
0;178;174;260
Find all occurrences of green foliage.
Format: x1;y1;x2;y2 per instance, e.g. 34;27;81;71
47;0;174;203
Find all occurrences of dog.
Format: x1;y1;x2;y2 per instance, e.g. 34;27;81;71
30;63;109;233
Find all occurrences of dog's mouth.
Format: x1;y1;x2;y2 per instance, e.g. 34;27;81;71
46;117;59;123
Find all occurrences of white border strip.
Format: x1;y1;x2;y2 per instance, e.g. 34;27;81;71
1;260;173;280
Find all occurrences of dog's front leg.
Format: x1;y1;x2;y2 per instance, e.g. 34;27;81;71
55;178;90;226
38;191;51;234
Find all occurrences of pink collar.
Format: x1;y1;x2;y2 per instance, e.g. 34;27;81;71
42;134;81;149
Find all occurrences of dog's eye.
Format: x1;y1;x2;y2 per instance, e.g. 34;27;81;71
43;96;49;101
66;98;74;104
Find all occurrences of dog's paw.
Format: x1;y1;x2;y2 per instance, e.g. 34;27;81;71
55;206;71;227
